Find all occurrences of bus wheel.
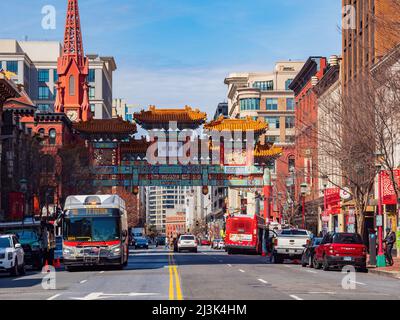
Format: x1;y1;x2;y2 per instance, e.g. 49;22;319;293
65;266;76;272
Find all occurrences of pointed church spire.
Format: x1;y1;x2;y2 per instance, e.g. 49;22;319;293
62;0;85;66
56;0;91;122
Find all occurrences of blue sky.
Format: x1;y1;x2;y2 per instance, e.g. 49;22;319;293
0;0;342;117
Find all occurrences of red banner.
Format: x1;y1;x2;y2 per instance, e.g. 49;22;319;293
324;188;341;215
381;169;400;205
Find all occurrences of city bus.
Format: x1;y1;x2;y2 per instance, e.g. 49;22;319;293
62;195;129;271
225;214;266;255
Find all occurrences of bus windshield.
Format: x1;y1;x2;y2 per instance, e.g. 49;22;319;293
63;217;121;242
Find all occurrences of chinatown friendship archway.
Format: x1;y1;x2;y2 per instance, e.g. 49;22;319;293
73;106;282;220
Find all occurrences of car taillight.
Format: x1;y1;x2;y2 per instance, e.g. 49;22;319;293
328;246;334;254
273;238;278;246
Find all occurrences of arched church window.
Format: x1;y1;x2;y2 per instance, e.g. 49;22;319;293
49;129;56;145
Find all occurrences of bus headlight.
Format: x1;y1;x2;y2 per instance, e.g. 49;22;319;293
63;246;75;257
110;245;121;256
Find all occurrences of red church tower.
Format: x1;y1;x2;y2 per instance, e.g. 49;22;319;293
55;0;91;122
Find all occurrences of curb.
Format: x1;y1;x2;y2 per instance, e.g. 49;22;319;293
368;268;400;280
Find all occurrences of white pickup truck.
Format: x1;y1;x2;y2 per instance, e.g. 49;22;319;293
272;229;312;264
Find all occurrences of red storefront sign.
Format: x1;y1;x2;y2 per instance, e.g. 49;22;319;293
380;169;400;205
8;192;25;221
324;188;341;215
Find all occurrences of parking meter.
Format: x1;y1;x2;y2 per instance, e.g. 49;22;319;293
369;232;377;266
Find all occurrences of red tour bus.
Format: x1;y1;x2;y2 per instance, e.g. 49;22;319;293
225;214;266;255
62;195;129;271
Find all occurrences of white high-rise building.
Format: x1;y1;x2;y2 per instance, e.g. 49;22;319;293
145;186;191;234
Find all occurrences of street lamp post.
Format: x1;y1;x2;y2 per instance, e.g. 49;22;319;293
375;152;386;267
300;183;308;230
322;175;328;234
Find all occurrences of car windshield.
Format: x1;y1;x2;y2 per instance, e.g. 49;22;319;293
333;233;363;244
0;238;11;248
181;236;195;241
281;229;308;236
16;230;38;240
63;217;120;242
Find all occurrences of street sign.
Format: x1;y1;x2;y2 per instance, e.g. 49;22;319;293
322;215;330;222
340;188;351;200
376;215;383;227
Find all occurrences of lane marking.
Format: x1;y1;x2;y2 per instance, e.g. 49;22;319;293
168;265;174;300
80;280;87;284
308;291;335;295
349;280;366;286
305;270;317;274
258;279;268;284
238;269;245;273
290;294;303;300
173;266;183;301
99;271;105;274
227;264;232;267
168;253;183;300
47;294;61;301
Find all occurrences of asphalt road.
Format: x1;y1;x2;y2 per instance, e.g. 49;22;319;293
0;246;399;300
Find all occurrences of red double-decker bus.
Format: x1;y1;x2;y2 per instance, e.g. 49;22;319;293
225;214;266;255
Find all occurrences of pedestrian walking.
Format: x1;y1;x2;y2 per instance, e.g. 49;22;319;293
383;228;396;266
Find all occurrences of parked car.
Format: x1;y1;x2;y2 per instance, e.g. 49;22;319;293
301;237;323;267
0;234;25;276
177;235;198;253
272;229;312;264
134;237;149;249
313;232;367;272
200;239;211;246
217;240;225;250
155;236;166;247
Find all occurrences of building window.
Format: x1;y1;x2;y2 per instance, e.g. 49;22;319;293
265;116;280;129
38;69;49;82
89;87;95;99
240;98;260;111
286;98;295;111
37;104;50;112
6;61;18;74
285;79;293;90
53;69;59;82
88;69;95;82
266;98;278;110
265;135;280;143
288;156;295;172
49;129;56;145
285;116;295;129
252;81;273;91
90;104;96;113
69;75;75;96
38;86;50;100
286;135;295;143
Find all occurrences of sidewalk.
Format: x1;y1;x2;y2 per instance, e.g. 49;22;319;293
368;256;400;280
